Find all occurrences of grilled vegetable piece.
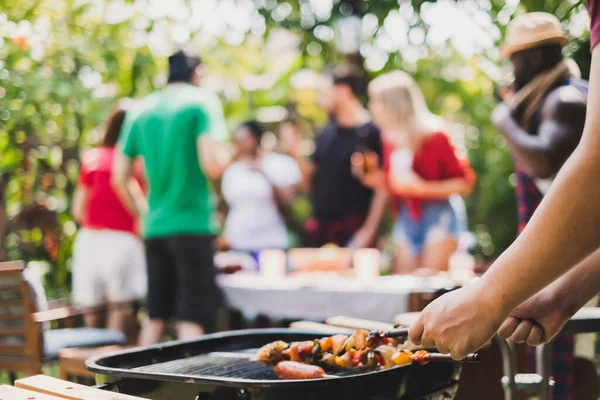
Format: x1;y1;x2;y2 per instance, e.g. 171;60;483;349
257;340;289;365
274;361;326;380
353;330;369;350
335;349;356;369
410;350;430;365
366;330;384;349
343;329;370;352
331;334;349;356
320;352;337;368
297;341;316;359
392;350;413;366
375;345;396;369
282;342;298;362
351;349;368;367
319;336;333;352
362;350;378;370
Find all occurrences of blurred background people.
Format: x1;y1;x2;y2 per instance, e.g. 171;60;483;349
277;118;313;246
71;100;145;335
112;49;230;345
221;120;300;260
367;71;475;274
286;66;387;248
492;13;588;400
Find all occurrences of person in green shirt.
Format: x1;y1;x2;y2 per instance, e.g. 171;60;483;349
112;49;230;345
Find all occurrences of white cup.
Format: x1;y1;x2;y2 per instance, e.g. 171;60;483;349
353;249;381;282
259;250;287;278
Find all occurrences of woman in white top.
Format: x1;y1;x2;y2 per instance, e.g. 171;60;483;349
221;121;301;259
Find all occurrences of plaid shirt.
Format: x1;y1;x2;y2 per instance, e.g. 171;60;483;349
515;165;544;233
514;79;585;399
516;165;574;400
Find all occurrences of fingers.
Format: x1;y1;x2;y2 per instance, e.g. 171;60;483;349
408;318;424;346
498;317;520;339
435;342;450;355
419;332;436;349
525;324;544;346
499;317;546;346
450;348;468;361
510;320;533;343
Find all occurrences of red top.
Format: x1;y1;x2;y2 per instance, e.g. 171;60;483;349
590;0;600;50
78;147;144;235
382;132;476;220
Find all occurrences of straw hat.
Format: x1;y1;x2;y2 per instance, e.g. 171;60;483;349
500;12;568;59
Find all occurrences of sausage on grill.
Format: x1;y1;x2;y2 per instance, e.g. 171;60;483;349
274;361;326;380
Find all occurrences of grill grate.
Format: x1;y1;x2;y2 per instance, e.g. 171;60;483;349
132;350;365;380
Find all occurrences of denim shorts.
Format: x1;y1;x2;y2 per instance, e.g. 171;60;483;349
392;200;460;255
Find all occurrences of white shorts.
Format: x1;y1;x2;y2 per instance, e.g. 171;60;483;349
72;228;147;306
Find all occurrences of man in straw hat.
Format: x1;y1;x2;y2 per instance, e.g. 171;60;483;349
495;12;589;398
408;6;600;387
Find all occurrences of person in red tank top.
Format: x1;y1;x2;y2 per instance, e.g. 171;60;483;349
355;71;475;274
71;101;147;333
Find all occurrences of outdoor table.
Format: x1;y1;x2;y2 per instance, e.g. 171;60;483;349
217;273;460;322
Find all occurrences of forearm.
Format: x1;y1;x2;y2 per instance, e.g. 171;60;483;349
548;247;600;318
127;180;149;215
497;117;553;178
71;189;87;224
291;154;314;193
480;147;600;316
113;179;141;218
271;185;294;209
198;137;231;180
204;151;230;180
363;188;388;231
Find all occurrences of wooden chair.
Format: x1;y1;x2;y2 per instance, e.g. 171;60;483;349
0;261;128;381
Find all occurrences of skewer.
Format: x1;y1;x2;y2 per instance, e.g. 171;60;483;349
382;327;410;338
422;353;480;363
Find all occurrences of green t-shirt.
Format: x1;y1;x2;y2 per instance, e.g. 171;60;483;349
118;84;228;238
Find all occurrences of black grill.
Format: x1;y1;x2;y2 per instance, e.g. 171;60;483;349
87;329;462;400
134;353;279;380
133;351;366;381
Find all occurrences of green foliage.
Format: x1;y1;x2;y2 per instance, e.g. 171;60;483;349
0;0;591;295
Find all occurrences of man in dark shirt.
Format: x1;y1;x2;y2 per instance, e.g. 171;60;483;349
288;67;387;248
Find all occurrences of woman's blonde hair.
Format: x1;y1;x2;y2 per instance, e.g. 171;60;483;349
369;71;442;142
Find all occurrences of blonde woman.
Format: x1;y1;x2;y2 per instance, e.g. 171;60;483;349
366;71;476;274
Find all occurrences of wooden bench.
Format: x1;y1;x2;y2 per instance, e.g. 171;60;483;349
58;345;133;380
0;384;63;399
14;375;148;399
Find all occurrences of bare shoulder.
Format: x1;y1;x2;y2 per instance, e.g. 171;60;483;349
542;85;587;120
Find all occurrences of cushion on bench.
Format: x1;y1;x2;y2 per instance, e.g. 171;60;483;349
44;328;127;359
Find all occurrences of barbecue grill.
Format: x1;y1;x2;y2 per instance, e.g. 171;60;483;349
87;329;463;400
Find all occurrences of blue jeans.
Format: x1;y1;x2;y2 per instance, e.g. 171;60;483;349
393;200;460;255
